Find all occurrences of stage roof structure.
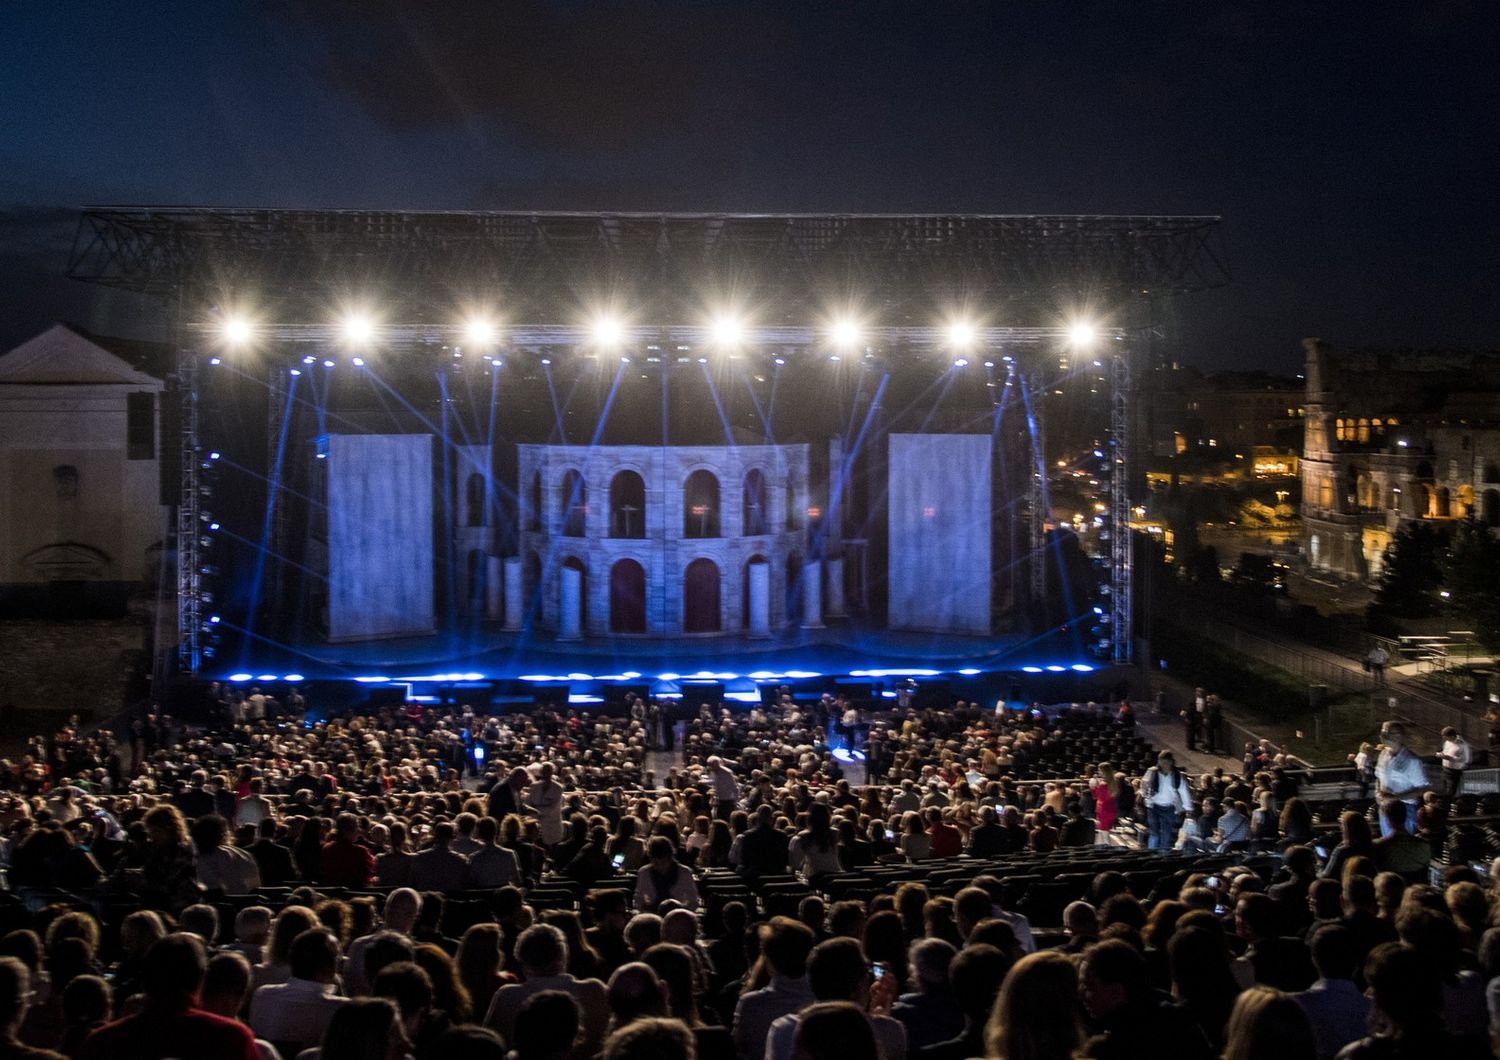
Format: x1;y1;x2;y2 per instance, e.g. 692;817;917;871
67;208;1228;323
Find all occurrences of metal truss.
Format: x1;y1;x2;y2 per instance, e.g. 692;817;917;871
67;210;1229;319
175;348;202;675
1108;343;1133;664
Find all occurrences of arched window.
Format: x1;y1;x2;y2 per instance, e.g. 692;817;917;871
1486;489;1500;528
683;558;721;633
683;470;720;538
560;469;587;538
742;468;768;536
528;471;542;532
1357;418;1370;444
1436;486;1452;518
465;473;485;528
1318;478;1333;510
609;470;646;539
1335;418;1345;441
785;480;798;530
1459;485;1475;518
609;559;647;633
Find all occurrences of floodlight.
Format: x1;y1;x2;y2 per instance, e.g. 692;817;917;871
945;319;977;351
463;317;498;347
1068;320;1098;349
829;317;863;351
219;314;254;349
591;313;626;349
709;312;745;350
341;310;377;347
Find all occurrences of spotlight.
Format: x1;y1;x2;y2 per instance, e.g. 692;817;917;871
219;314;254;348
708;312;745;350
340;310;377;348
945;319;977;351
1068;320;1098;349
828;316;863;351
463;317;498;348
774;357;786;366
953;358;969;368
351;357;365;367
322;359;335;368
302;355;316;365
590;313;626;349
288;368;301;376
209;357;221;366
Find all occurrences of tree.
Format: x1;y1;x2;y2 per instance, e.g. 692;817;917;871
1446;520;1500;652
1370;521;1447;621
1232;552;1279;594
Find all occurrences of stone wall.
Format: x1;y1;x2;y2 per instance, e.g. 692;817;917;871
0;619;143;714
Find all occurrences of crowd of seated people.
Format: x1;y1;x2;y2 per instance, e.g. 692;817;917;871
0;691;1491;1059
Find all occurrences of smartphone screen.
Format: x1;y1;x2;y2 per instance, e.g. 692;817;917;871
612;853;626;869
872;962;887;981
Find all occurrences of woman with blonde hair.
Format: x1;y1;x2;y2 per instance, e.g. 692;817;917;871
1221;986;1316;1060
984;950;1084;1060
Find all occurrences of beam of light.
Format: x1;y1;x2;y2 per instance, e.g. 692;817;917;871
239;371;300;669
1018;368;1082;657
699;360;737;447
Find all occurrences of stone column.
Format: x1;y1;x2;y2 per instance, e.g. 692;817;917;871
802;559;824;629
748;559;771;637
485;555;504;621
503;557;523;631
825;555;846;617
559;565;582;640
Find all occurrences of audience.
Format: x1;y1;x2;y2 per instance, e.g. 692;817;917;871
0;693;1489;1060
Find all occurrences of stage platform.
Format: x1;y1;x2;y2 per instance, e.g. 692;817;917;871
218;624;1108;686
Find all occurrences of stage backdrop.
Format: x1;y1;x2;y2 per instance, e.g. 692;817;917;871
886;433;991;634
327;433;435;642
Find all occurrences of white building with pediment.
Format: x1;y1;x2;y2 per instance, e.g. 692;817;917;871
0;325;167;614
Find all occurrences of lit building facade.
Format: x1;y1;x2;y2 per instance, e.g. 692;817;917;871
1301;338;1500;580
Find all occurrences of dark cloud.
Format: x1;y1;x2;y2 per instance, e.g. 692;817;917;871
267;0;794;151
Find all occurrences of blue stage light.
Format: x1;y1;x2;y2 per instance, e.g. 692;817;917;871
303;355;316;364
283;674;304;682
353;676;391;683
958;668;982;675
1071;664;1095;672
1021;666;1043;673
1046;665;1066;672
208;615;220;624
289;368;301;376
229;673;252;682
209;357;221;365
256;673;279;681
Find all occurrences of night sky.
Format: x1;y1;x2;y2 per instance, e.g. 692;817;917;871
2;1;1497;372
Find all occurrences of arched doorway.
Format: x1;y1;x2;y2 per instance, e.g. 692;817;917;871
1437;486;1451;518
560;470;587;537
742;554;768;630
562;556;587;629
742;468;768;535
609;559;647;633
684;558;721;633
683;470;720;538
610;470;646;538
1485;489;1500;528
